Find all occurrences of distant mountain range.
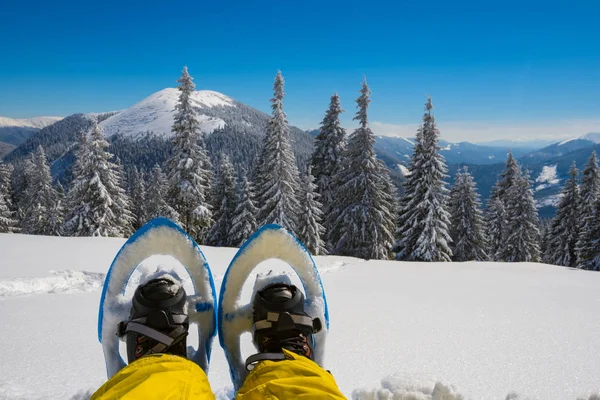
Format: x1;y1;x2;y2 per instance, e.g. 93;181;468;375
2;91;598;220
0;116;63;157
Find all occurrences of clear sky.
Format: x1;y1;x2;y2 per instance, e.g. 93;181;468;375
1;0;598;141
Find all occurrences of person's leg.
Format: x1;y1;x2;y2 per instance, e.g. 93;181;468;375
92;278;215;399
236;349;346;399
92;354;215;400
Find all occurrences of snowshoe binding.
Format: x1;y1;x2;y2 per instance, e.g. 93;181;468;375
117;278;189;363
245;283;322;370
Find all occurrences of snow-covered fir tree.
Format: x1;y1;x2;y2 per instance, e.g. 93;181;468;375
0;161;18;233
47;182;65;236
539;218;551;260
576;197;600;270
146;164;179;223
544;163;580;267
311;93;346;246
130;167;148;230
113;160;135;236
449;167;488;261
493;151;521;204
329;78;395;259
498;168;541;262
166;66;212;242
486;152;522;260
208;154;238;247
63;121;131;237
485;193;505;261
229;174;258;247
21;146;58;235
394;97;452;262
297;166;326;255
576;151;600;269
378;159;399;250
255;70;301;233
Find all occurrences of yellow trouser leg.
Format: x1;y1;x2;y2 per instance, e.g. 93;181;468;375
236;349;347;399
92;350;346;399
91;354;215;400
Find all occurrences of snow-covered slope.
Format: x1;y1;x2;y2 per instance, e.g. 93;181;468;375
1;233;599;400
558;132;600;146
100;88;235;138
0;116;62;129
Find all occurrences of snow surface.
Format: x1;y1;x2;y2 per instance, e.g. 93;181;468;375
99;88;234;139
1;233;600;400
0;116;62;129
535;165;559;185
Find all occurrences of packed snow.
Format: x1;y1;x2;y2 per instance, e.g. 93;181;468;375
0;116;62;129
99;88;234;139
1;233;600;400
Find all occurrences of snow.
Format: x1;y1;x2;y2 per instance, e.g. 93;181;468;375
1;233;600;399
559;132;600;146
536;194;562;208
0;116;62;129
99;88;234;139
535;165;559;185
397;164;411;176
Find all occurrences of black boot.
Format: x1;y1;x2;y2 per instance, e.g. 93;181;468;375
246;283;322;370
118;278;189;363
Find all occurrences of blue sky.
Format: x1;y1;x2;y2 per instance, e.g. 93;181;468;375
1;0;598;141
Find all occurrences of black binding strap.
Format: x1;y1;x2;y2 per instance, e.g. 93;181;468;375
245;352;287;370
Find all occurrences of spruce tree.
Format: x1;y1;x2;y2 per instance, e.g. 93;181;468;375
545;163;580;267
494;151;521;203
255;70;301;233
147;164;180;223
297;166;326;255
449;167;488;261
166;66;212;242
47;182;65;236
486;152;522;260
113;160;135;236
208;154;238;247
229;174;258;247
498;169;541;262
576;197;600;270
311;93;346;247
21;146;58;235
485;194;505;261
576;151;600;269
540;218;551;261
330;79;395;259
0;161;18;233
63;121;129;237
130;167;148;230
395;97;452;262
63;131;89;236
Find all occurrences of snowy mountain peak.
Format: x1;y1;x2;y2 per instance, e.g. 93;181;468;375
558;132;600;146
99;88;236;138
0;116;63;129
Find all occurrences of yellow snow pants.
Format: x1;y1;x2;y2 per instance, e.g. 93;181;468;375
91;349;346;399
